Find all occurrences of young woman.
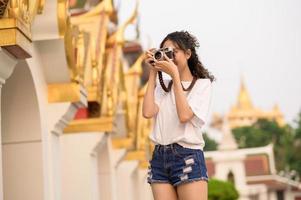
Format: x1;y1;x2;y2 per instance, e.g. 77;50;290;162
142;31;215;200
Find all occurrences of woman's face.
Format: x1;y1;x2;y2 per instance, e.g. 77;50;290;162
162;39;190;72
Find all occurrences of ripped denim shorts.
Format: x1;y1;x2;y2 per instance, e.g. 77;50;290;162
147;143;208;187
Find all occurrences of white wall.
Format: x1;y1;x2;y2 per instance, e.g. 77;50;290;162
1;61;44;200
60;133;106;200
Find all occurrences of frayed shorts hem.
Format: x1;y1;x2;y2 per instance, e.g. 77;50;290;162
148;177;208;187
173;177;208;187
147;179;170;185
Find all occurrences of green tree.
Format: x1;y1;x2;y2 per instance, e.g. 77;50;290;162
203;133;218;151
208;179;239;200
232;118;294;172
294;110;301;139
289;110;301;177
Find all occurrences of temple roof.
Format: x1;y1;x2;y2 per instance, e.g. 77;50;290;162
235;77;253;110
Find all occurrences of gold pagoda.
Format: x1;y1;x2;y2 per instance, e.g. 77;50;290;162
211;78;285;129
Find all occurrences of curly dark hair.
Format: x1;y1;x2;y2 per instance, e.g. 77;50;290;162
160;31;215;82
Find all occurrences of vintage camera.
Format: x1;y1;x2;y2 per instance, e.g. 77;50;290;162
152;47;174;61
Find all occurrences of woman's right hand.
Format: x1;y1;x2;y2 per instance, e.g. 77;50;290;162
144;48;157;69
142;48;160;118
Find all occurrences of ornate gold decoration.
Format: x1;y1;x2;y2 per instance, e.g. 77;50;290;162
125;150;145;162
112;138;134;149
124;54;144;139
0;18;31;58
113;60;155;168
70;0;114;103
135;84;154;168
135;84;153;149
48;83;86;103
139;160;149;168
109;52;143;149
0;0;44;58
106;0;138;45
0;0;9;17
62;0;116;133
57;0;69;37
102;1;156;169
58;0;153;169
73;0;113;18
37;0;45;14
101;44;122;117
101;0;138;117
63;117;113;133
64;23;90;84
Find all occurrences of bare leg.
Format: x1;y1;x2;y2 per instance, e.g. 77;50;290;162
151;183;178;200
176;180;208;200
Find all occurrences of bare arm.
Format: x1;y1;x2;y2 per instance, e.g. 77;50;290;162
142;49;159;118
142;70;159;118
154;54;194;123
172;73;194;123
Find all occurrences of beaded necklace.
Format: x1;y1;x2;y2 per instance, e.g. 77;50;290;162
158;71;197;92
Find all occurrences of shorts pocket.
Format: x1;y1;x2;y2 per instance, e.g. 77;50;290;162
172;144;198;158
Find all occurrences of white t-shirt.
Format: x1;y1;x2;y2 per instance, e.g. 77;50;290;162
149;78;212;150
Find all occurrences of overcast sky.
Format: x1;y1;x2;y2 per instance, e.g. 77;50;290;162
117;0;301;126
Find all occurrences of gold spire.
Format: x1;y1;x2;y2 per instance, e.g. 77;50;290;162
71;0;114;19
273;104;280;112
107;0;139;45
236;77;253;110
213;76;286;129
126;53;144;75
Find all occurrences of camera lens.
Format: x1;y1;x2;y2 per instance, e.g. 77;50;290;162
165;51;173;59
154;51;163;60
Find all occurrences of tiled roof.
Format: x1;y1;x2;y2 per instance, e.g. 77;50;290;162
244;154;270;176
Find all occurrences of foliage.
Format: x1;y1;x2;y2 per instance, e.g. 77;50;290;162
232;112;301;177
204;133;218;151
208;179;239;200
289;111;301;177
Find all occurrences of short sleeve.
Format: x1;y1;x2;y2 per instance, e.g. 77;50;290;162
188;79;212;128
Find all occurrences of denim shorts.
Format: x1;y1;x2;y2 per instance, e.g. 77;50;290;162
147;143;208;187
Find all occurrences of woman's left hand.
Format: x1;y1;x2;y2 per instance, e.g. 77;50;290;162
153;54;179;78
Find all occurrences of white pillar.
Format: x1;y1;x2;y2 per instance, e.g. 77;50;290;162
93;134;119;200
137;169;153;200
0;48;18;200
284;187;293;200
45;102;84;200
116;159;139;200
60;133;106;200
212;152;249;199
268;190;277;200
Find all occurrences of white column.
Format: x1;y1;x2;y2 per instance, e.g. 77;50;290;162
116;160;139;200
137;169;153;200
60;133;106;200
284;187;293;200
268;190;277;200
212;151;249;199
45;102;84;200
0;48;18;200
93;134;119;200
0;85;4;200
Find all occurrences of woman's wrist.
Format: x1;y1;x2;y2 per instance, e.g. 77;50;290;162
149;69;157;78
148;70;157;85
171;70;180;82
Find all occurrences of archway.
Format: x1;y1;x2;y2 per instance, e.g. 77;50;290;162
1;60;44;200
227;170;235;185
